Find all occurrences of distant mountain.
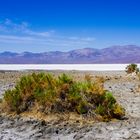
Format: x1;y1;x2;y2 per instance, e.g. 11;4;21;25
0;45;140;64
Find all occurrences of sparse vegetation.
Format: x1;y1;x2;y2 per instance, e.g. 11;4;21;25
125;63;139;74
2;72;125;121
125;64;140;80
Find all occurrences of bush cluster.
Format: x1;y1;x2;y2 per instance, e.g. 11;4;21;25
125;63;139;74
125;64;140;80
3;72;125;121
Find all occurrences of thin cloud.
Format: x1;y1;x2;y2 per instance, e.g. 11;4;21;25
0;35;93;46
0;19;52;37
0;19;96;51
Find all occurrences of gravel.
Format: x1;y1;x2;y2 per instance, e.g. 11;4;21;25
0;71;140;140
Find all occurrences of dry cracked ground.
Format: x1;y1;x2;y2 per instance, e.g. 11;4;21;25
0;71;140;140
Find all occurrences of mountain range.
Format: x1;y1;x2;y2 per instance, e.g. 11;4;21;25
0;45;140;64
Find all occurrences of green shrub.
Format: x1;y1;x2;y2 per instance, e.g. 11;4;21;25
34;88;57;106
2;72;125;121
103;91;116;109
76;100;89;114
125;63;140;80
95;104;105;116
95;92;119;119
125;63;138;74
112;104;125;119
4;89;22;112
58;73;73;84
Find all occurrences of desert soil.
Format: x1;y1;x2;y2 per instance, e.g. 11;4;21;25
0;70;140;140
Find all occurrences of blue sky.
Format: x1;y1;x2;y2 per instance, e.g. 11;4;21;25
0;0;140;52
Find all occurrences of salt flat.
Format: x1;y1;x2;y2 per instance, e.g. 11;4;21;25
0;70;140;140
0;64;140;71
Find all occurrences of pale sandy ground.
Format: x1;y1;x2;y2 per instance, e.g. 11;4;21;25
0;70;140;140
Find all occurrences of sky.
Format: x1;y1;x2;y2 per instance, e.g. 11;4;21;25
0;0;140;52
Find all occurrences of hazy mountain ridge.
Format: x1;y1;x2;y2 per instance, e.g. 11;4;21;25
0;45;140;64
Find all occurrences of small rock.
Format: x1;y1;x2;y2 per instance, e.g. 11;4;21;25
33;132;43;138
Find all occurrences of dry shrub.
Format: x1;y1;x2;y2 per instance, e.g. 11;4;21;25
125;64;139;74
2;72;125;121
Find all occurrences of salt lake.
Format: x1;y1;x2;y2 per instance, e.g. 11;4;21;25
0;64;139;71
